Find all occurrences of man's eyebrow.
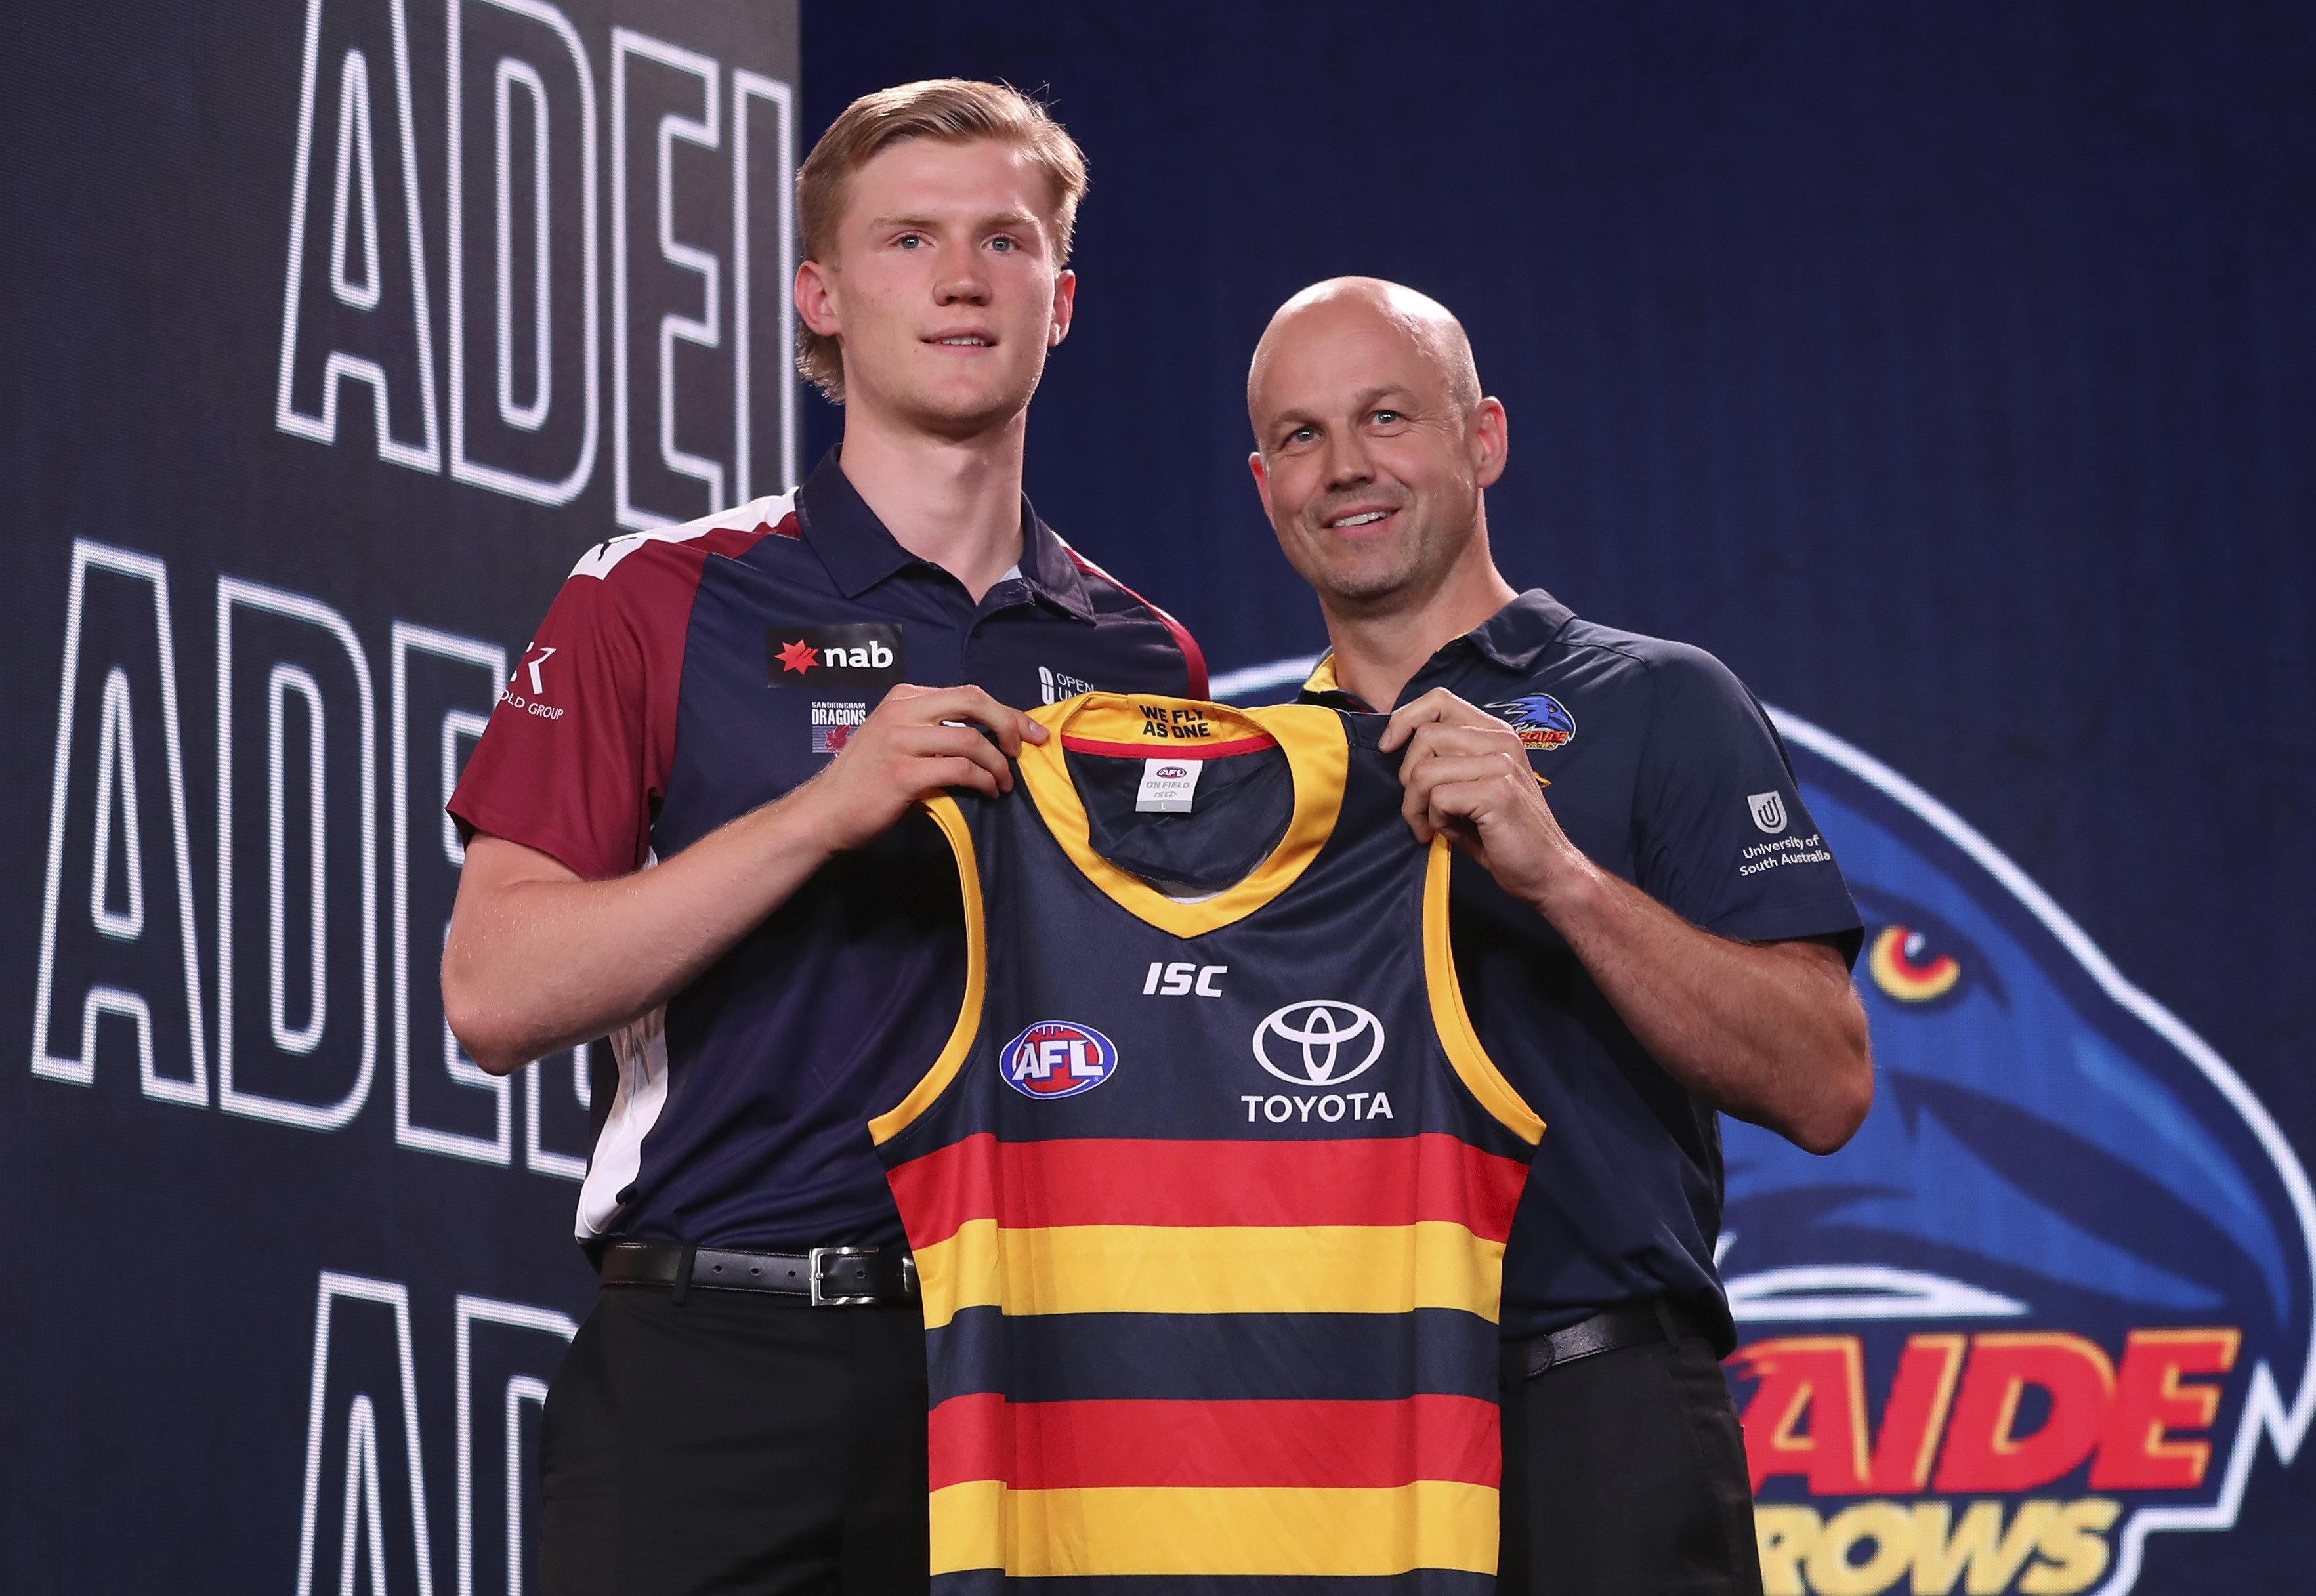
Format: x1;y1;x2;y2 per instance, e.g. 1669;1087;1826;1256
865;209;1042;231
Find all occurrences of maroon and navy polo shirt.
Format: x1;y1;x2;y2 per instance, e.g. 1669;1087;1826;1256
449;448;1205;1253
1299;589;1862;1353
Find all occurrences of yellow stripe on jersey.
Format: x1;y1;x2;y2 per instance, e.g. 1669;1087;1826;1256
1422;838;1545;1145
912;1219;1506;1330
929;1479;1500;1577
868;794;989;1146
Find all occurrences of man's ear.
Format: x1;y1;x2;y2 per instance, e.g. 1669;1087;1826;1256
1247;450;1272;516
1473;396;1509;490
795;257;840;337
1048;268;1078;348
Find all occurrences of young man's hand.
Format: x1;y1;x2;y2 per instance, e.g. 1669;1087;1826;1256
1381;687;1592;910
793;683;1049;854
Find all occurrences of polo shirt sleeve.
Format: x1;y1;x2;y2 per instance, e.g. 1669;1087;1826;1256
1630;643;1864;959
447;547;690;881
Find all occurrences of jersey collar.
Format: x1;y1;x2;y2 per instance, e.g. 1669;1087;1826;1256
794;447;1095;620
1299;587;1580;710
1018;694;1348;938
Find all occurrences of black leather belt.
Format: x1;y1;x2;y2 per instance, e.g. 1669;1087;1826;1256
1503;1299;1707;1383
599;1240;917;1307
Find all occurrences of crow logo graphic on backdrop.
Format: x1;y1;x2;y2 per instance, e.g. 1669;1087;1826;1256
1714;711;2315;1596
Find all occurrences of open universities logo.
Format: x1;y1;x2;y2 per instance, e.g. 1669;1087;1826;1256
1719;711;2315;1596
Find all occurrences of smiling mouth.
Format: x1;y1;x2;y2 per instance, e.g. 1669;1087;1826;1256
1326;509;1394;528
929;335;994;346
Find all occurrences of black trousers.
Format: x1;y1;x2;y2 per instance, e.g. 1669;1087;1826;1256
539;1284;930;1596
1500;1327;1765;1596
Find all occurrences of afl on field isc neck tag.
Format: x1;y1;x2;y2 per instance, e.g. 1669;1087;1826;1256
1137;757;1203;813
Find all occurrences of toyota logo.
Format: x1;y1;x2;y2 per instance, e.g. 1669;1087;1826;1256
1252;1000;1385;1086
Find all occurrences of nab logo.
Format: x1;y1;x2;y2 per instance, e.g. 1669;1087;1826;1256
1002;1022;1118;1100
764;624;904;690
1486;693;1576;751
1748;789;1789;834
1720;711;2315;1595
1252;1001;1385;1087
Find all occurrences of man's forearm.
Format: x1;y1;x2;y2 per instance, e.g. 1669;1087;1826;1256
442;681;1045;1076
442;791;837;1074
1535;858;1873;1153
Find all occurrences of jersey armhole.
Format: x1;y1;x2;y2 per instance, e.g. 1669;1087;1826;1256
867;795;987;1146
1423;839;1546;1146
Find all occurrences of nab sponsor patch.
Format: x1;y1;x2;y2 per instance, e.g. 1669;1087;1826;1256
1486;693;1576;751
1001;1022;1119;1100
1718;713;2315;1595
766;623;904;690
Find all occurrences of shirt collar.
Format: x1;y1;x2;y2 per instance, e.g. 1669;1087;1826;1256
1297;589;1580;709
793;446;1095;620
1460;587;1578;673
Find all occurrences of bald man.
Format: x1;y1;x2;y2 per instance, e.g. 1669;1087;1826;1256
1247;278;1875;1595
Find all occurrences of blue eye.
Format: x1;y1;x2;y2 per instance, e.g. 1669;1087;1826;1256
990;236;1016;253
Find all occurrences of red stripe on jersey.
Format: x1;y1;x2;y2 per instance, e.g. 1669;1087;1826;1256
1061;734;1278;760
1061;545;1209;698
885;1133;1530;1250
928;1392;1501;1492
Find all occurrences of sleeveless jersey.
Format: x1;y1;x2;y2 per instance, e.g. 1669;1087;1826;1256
870;693;1545;1594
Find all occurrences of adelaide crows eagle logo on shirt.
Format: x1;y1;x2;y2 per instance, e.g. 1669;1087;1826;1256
1718;711;2315;1596
1487;693;1576;751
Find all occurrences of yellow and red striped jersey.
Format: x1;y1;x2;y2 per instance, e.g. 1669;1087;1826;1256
871;694;1543;1594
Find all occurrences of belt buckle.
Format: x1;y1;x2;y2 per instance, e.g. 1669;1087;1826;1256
809;1245;879;1307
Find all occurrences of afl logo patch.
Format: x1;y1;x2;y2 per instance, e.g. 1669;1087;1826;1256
1252;1000;1385;1087
1152;765;1189;779
1002;1022;1120;1099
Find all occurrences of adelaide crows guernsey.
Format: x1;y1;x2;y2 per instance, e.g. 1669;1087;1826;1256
870;694;1544;1592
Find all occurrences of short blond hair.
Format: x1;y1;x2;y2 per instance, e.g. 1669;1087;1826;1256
795;79;1089;403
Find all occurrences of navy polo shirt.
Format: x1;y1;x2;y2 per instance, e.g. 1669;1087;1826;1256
452;448;1204;1252
1301;589;1861;1353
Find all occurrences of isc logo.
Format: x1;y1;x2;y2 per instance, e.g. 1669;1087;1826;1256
1002;1022;1118;1100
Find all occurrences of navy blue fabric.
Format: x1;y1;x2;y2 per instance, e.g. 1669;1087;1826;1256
620;451;1198;1250
1304;591;1861;1351
926;1306;1502;1407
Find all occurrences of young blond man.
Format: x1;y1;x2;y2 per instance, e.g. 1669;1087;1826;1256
444;81;1203;1595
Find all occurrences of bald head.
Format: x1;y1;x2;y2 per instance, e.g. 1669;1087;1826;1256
1248;277;1482;426
1242;276;1509;618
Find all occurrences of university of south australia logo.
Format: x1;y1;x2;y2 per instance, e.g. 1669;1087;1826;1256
1750;789;1790;834
1002;1022;1119;1100
1252;1001;1385;1087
